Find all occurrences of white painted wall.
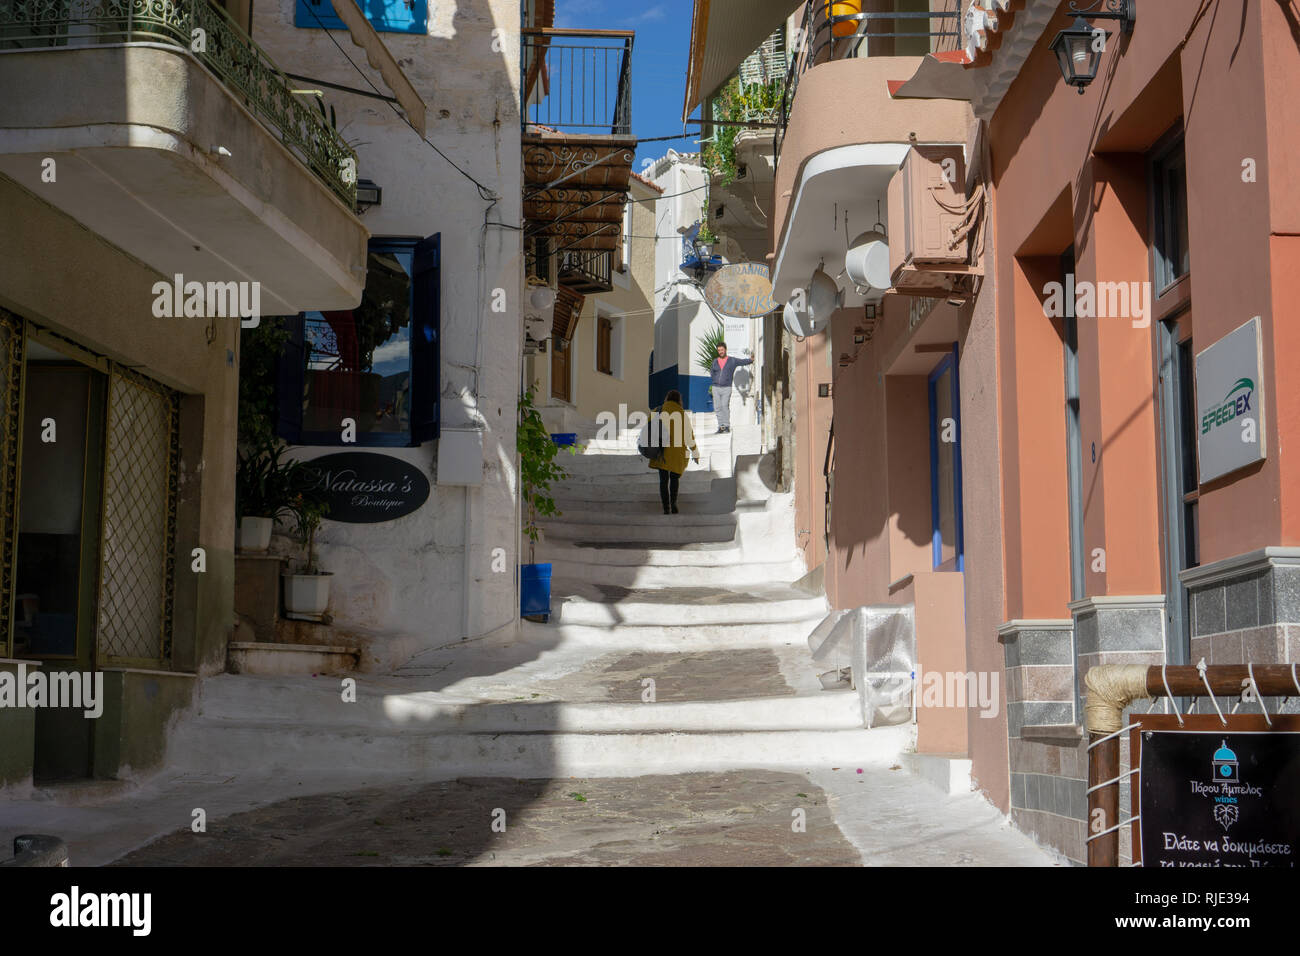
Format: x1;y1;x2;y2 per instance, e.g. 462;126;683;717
255;1;523;661
649;152;712;382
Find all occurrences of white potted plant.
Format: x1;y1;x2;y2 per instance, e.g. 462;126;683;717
282;492;332;621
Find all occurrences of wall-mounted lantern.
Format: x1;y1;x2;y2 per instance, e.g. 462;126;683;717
1050;1;1136;94
355;178;383;212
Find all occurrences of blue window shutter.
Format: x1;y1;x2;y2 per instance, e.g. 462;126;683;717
295;0;428;34
276;315;305;444
410;234;440;444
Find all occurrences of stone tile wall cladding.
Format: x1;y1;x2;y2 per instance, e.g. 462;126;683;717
1000;599;1166;864
1186;549;1300;668
1000;620;1085;862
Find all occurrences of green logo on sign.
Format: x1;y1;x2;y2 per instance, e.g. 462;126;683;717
1201;378;1255;435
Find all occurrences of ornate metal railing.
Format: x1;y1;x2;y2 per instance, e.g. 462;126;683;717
775;1;962;164
0;0;358;205
521;28;633;135
558;248;612;289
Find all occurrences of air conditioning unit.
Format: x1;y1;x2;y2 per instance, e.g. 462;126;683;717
887;145;982;297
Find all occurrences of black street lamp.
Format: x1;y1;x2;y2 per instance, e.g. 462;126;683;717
1050;1;1136;94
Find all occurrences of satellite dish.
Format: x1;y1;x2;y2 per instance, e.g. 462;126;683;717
844;230;891;293
807;266;843;326
782;300;832;339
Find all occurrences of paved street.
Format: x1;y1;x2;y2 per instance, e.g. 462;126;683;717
106;768;1053;867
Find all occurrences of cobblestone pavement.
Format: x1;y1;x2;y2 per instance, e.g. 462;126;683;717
109;766;1057;866
112;771;860;866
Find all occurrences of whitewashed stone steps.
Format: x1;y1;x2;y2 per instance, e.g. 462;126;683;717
544;556;805;589
170;723;907;778
539;521;737;546
542;509;736;528
182;677;865;733
550;496;727;516
533;540;749;566
534;618;828;648
551;583;828;627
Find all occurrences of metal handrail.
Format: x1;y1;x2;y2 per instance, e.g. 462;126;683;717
558;248;612;287
521;27;634;135
775;1;962;164
0;0;358;205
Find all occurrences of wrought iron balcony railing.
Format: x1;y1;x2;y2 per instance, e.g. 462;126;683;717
521;27;633;136
775;1;962;164
557;248;612;290
0;0;358;205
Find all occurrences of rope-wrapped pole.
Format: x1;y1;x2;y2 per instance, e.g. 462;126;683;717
1084;665;1150;867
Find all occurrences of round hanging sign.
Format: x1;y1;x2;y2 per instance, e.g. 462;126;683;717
703;262;778;318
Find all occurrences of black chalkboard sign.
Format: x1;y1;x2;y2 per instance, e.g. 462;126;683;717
1134;715;1300;867
296;452;430;524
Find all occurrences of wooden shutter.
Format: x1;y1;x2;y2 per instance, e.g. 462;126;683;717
597;316;612;374
295;0;428;33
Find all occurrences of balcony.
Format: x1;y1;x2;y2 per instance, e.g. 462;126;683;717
0;0;367;312
556;248;613;295
522;28;637;266
769;1;969;308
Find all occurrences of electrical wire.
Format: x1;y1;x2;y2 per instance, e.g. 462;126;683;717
299;2;498;202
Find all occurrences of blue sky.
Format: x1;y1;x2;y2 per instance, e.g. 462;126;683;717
553;0;702;169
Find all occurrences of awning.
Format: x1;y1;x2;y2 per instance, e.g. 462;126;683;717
682;0;802;121
888;51;977;101
329;0;427;138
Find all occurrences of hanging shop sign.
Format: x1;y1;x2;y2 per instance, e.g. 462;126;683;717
703;262;777;318
1195;317;1266;483
296;452;430;523
1132;715;1300;867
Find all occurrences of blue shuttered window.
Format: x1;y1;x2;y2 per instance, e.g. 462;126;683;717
295;0;428;35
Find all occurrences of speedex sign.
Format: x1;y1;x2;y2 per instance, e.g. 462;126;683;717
1195;317;1266;484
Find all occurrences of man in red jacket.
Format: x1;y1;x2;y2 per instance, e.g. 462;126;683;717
709;342;753;434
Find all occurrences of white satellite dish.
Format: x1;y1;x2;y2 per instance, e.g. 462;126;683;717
807;266;844;326
783;301;814;338
844;230;891;293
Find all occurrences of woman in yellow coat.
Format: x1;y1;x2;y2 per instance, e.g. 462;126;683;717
649;390;699;515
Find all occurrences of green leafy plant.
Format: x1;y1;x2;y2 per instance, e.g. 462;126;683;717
695;323;727;389
236;435;303;521
517;388;577;564
696;221;717;245
287;491;330;574
702;76;785;187
238;318;291;450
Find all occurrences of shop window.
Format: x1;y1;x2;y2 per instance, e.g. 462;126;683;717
294;0;428;34
277;236;440;447
928;345;964;572
1151;132;1190;292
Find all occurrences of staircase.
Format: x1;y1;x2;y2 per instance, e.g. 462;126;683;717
167;410;913;779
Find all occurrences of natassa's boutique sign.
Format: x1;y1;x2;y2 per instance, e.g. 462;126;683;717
296;452;430;523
